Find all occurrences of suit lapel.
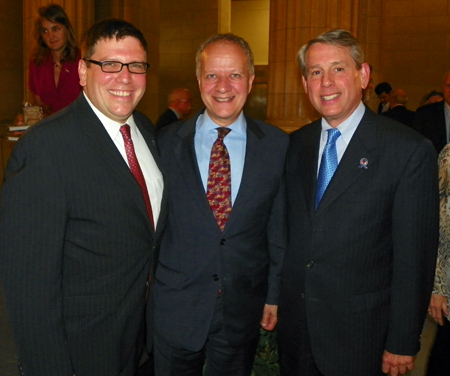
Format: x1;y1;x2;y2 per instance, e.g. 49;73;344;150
135;119;167;237
174;115;221;232
74;96;155;237
315;110;377;215
225;117;265;229
298;122;322;217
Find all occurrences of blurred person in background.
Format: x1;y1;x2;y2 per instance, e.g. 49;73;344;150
417;90;444;109
382;88;415;127
413;71;450;154
28;4;82;116
375;81;392;114
155;88;193;132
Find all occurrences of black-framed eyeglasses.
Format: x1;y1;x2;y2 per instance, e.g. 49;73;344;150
83;59;149;74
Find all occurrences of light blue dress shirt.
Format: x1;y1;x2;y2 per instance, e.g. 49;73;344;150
317;101;366;174
195;111;247;204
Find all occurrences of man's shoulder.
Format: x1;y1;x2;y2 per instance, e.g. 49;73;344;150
249;117;288;140
289;119;321;140
415;101;444;117
157;115;193;146
134;110;155;134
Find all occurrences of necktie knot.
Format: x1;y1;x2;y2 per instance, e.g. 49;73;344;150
217;127;231;139
120;124;132;141
326;128;341;147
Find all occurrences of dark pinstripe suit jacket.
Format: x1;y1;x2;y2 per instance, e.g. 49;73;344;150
0;94;167;376
278;108;439;376
412;100;447;154
150;111;288;351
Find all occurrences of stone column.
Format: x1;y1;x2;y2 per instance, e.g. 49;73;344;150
266;0;360;133
0;0;22;119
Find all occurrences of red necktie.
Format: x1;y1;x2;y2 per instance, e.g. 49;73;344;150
120;124;155;230
206;127;232;232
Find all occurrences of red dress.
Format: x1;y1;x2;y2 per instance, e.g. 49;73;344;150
28;50;82;114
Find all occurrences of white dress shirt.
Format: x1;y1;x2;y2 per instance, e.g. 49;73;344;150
84;93;164;226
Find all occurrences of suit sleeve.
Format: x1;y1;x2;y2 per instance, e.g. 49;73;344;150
0;132;74;375
385;138;439;355
265;158;288;305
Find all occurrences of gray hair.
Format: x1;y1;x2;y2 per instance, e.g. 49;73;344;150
297;29;364;78
195;33;255;77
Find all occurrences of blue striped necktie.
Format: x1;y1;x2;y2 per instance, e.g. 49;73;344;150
315;128;341;209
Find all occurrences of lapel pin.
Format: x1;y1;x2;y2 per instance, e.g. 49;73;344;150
359;158;369;169
152;138;156;146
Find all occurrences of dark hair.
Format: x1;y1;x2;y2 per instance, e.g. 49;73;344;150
374;82;392;95
32;4;78;65
297;29;364;78
196;33;254;77
81;18;148;60
425;90;444;102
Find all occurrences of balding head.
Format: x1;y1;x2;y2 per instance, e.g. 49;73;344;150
389;89;408;107
168;88;193;118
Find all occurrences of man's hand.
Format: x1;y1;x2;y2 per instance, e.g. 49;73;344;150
428;293;449;326
260;304;278;331
382;350;414;376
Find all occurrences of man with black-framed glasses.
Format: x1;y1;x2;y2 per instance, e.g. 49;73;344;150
0;18;166;376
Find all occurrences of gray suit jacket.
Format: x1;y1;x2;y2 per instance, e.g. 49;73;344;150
151;111;288;351
0;94;167;376
279;108;439;376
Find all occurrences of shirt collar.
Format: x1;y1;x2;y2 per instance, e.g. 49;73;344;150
168;107;181;119
444;101;450;117
320;101;365;144
196;110;246;136
83;92;138;139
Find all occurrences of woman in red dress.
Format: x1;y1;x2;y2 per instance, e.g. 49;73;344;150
28;4;81;116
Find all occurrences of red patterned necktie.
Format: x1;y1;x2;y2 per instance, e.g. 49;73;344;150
207;127;232;232
120;124;155;230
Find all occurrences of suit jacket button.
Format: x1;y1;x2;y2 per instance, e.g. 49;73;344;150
212;274;219;281
306;261;314;268
220;238;226;245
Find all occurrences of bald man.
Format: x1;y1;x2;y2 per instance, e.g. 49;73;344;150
155;88;193;132
382;89;415;127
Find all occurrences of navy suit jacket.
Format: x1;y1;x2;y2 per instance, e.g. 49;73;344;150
412;100;447;153
0;94;167;376
151;111;288;351
279;108;439;376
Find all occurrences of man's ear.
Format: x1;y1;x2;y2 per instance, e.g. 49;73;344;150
359;62;371;90
78;59;87;87
302;76;308;94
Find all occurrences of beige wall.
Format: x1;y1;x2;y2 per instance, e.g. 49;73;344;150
231;0;270;65
158;0;222;121
375;0;450;111
5;1;450;125
0;0;22;121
